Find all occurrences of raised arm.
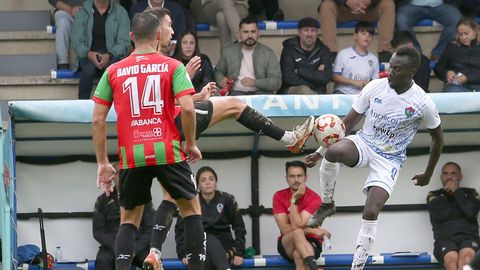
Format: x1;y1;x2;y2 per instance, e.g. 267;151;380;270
412;125;443;186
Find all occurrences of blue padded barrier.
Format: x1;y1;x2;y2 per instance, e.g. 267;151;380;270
50;69;80;79
47;18;468;34
20;253;440;270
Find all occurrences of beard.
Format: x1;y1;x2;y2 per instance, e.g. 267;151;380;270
242;38;257;47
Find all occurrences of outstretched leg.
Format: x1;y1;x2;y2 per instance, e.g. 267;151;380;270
209;97;314;153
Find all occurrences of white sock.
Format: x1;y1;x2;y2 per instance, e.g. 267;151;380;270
280;131;296;145
351;219;377;270
319;158;339;203
150;247;161;261
464;266;474;270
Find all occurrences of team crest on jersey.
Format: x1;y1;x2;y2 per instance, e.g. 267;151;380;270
404;107;415;118
216;203;224;213
135;55;148;62
368;60;374;66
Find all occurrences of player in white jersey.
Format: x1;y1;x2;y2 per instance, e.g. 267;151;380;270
333;21;379;95
305;46;444;270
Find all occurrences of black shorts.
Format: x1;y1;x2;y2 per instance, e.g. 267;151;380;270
433;234;480;263
175;100;213;140
277;236;322;262
118;161;197;209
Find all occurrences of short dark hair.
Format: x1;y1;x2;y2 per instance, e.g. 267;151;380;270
298;17;319;29
239;15;258;29
131;12;160;41
442;162;462;174
196;166;218;185
144;7;171;23
354;21;374;35
394;45;420;70
391;31;414;48
285;160;307;175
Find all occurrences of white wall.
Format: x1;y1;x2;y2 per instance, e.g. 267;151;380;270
16;152;480;261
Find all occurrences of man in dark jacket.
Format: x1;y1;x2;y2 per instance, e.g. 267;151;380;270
280;17;334;94
92;163;155;270
427;162;480;270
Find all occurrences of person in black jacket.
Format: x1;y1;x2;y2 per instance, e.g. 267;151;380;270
92;162;155;270
175;166;247;270
173;31;214;93
280;17;334;94
427;162;480;270
434;17;480;92
390;31;430;92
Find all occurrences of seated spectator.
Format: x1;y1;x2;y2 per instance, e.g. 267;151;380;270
456;0;480;17
390;31;430;92
427;162;480;270
248;0;283;21
280;17;334;94
71;0;130;99
92;162;154;270
171;0;196;33
396;0;462;61
173;31;214;93
318;0;394;62
201;0;249;48
332;21;379;95
273;160;330;270
48;0;85;69
215;16;281;95
175;166;247;270
130;0;188;51
434;17;480;92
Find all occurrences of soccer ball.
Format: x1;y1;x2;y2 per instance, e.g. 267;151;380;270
313;114;345;147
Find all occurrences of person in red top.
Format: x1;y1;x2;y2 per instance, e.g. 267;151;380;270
92;10;205;270
273;160;331;270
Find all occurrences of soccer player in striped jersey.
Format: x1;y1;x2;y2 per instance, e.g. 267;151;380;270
92;11;205;270
144;7;316;266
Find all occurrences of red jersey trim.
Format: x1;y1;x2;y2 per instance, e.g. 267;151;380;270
175;88;195;99
92;96;113;107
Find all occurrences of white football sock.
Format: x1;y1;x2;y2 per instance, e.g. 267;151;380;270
351;219;377;270
280;131;296;145
319;158;339;203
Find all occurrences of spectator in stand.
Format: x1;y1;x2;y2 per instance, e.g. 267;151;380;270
215;16;281;95
171;0;196;34
427;162;480;270
318;0;395;63
173;31;214;93
390;31;430;92
248;0;284;21
273;160;330;270
175;166;247;270
201;0;249;48
71;0;130;99
130;0;188;55
92;162;155;270
396;0;462;61
332;21;379;95
280;17;334;94
48;0;86;70
456;0;480;17
434;17;480;92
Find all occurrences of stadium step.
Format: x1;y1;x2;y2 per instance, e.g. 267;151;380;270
0;10;51;31
0;75;78;100
0;54;56;76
